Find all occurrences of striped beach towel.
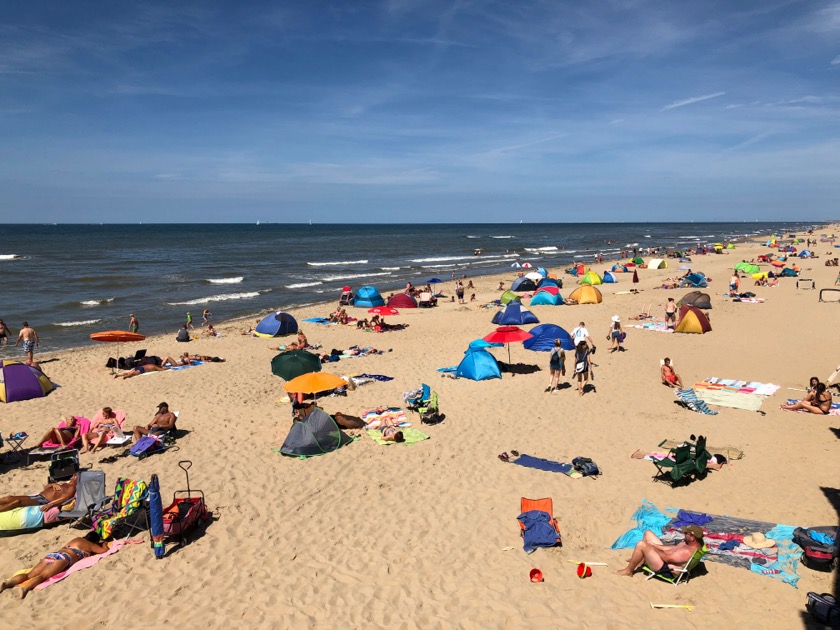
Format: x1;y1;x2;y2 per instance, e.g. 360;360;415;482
675;388;719;415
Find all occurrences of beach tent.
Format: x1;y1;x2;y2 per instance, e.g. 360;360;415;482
529;291;562;306
727;244;736;249
456;349;502;381
681;273;708;288
279;407;353;457
0;361;55;403
734;262;760;274
354;285;385;308
536;267;548;277
537;277;559;289
751;272;768;280
675;305;712;334
387;293;418;309
254;311;298;338
523;324;575;351
780;267;798;277
678;291;712;309
578;271;602;286
535;285;559;296
500;290;521;305
648;258;667;269
511;277;538;292
798;250;813;258
492;301;540;325
602;271;617;284
612;264;629;273
568;285;603;304
629;257;644;266
468;339;504;350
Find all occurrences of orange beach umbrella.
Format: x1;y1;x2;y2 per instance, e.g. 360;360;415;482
282;371;346;395
90;331;146;343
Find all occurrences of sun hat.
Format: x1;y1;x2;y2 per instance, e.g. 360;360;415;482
743;532;776;549
611;315;620;322
680;525;705;540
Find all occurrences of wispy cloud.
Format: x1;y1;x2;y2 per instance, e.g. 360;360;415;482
724;131;774;152
832;54;840;65
661;92;726;111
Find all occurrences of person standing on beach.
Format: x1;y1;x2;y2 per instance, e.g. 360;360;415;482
0;318;10;345
546;339;566;393
456;280;465;304
202;307;211;325
186;311;193;329
15;322;40;365
571;322;594;350
129;313;139;334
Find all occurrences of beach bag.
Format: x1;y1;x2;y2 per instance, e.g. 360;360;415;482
572;457;600;477
793;526;838;570
130;435;162;458
806;592;839;625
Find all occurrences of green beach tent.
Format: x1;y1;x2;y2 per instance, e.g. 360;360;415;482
500;290;521;305
734;262;760;274
578;271;603;285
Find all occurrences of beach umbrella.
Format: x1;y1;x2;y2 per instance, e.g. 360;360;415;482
149;474;165;559
368;306;399;316
525;272;543;281
632;269;639;291
427;278;443;284
90;330;146;371
483;325;534;364
521;262;533;269
511;262;522;268
271;350;322;381
282;371;346;395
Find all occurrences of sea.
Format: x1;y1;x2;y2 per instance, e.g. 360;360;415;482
0;221;826;354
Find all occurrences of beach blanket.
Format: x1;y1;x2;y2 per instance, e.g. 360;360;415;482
23;539;143;590
511;453;582;478
437;366;458;373
693;388;766;412
355;373;394;382
698;378;780;396
632;322;672;333
366;427;429;446
784;399;840;415
361;408;408;429
675;388;719;415
731;298;766;303
302;317;331;324
519;510;559;554
612;501;801;587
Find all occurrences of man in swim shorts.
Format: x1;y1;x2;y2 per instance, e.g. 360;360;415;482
0;475;78;513
132;402;177;441
660;357;683;388
15;321;40;365
617;526;703;578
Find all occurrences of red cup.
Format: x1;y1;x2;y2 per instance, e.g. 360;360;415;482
529;568;544;583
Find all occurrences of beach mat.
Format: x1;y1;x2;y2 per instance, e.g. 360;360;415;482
632;322;672;333
693;388;765;411
675;388;719;415
698;378;780;396
657;440;744;460
510;453;582;478
366;428;429;446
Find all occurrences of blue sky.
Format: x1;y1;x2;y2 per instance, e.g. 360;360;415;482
1;1;838;223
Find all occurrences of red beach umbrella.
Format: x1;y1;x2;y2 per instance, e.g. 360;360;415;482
632;269;639;292
368;307;399;316
91;330;146;372
483;326;534;364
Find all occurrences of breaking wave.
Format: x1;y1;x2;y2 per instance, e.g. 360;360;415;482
207;277;244;284
307;260;368;266
167;291;266;306
80;298;115;306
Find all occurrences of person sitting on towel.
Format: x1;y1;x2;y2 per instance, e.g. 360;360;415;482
782;382;832;415
617;526;703;579
660;358;684;389
0;475;78;513
132;402;177;442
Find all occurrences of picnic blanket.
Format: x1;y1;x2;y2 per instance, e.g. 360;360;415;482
675;388;719;415
510;453;582;478
366;427;429;446
632;322;672;333
731;297;766;303
693;388;766;412
612;501;801;587
784;399;840;415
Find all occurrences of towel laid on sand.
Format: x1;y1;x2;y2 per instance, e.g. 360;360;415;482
511;454;582;478
693;388;766;411
29;539;143;590
675;388;719;415
366;428;429;446
632;322;673;333
518;510;559;554
784;399;840;415
698;378;780;396
362;408;407;429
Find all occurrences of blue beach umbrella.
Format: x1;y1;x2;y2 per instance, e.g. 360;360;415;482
149;474;165;559
427;278;443;284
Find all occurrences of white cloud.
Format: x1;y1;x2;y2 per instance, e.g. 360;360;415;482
832;54;840;65
661;92;726;111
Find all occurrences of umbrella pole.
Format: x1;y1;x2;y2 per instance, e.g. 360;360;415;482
507;344;512;365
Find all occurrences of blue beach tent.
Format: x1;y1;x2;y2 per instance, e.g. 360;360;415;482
510;277;538;292
492;301;540;325
536;267;548;277
468;339;504;350
681;273;708;288
255;311;298;338
536;277;559;289
602;271;618;284
456;349;502;381
354;285;385;308
523;324;575;352
529;291;561;306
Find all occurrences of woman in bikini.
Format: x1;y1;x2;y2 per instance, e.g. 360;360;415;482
0;532;110;599
81;407;121;453
36;416;81;449
665;298;677;329
782;382;833;415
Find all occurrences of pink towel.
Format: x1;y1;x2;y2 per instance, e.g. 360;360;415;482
35;539;143;590
40;417;91;449
88;409;126;441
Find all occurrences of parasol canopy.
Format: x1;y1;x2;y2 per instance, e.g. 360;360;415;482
271;350;322;381
282;371;346;394
368;306;399;316
483;326;534;364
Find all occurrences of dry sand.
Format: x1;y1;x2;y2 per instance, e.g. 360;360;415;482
1;228;838;628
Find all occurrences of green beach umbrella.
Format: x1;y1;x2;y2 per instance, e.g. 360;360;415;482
271;350;322;381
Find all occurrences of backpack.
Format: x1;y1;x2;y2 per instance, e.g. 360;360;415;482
806;592;839;625
793;526;838;571
572;456;600;477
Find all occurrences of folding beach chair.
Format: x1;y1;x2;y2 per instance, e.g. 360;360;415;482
519;497;562;547
91;477;149;540
642;545;708;585
652;444;695;486
59;470;108;528
26;417;92;465
407;385;431;411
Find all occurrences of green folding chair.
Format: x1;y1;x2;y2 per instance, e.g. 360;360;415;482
642;545;708;585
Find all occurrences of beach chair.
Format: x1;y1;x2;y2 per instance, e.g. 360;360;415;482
642;545;708;585
418;292;434;308
407;385;431;411
691;435;712;477
419;392;444;425
91;477;149;540
652;444;695;486
519;497;562;547
59;470;108;528
26;416;91;464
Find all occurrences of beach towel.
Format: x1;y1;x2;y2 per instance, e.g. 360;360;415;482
731;297;766;303
168;361;205;371
34;539;143;589
361;408;408;429
366;427;429;446
784;399;840;415
356;373;394;382
632;322;673;333
698;378;780;396
302;317;330;324
675;388;719;415
510;453;582;478
693;388;766;412
518;510;559;554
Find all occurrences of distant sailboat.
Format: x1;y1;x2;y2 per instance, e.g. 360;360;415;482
309;219;312;226
256;220;260;226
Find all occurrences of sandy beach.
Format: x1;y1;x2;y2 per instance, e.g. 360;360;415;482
1;228;838;629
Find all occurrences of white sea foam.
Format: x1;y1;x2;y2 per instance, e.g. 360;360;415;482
466;235;481;238
421;263;461;268
559;250;578;254
322;272;391;282
285;281;323;289
410;255;472;263
54;319;101;327
0;254;20;260
167;291;264;306
491;235;514;239
80;298;115;306
524;246;559;252
644;235;651;238
380;267;401;270
207;277;244;284
307;260;368;266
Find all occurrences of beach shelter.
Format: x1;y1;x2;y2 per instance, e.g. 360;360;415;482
529;291;562;306
492;301;540;325
535;285;559;296
675;305;712;334
727;244;736;249
523;324;575;351
536;277;559;289
354;285;385;308
568;285;603;304
629;257;644;266
511;262;522;268
511;277;538;292
499;290;521;305
279;406;353;457
456;349;502;381
602;271;617;284
678;291;712;309
468;339;504;350
734;262;760;274
524;272;543;281
798;250;813;258
648;258;667;269
271;350;321;381
254;311;298;338
483;326;533;364
612;264;628;273
0;360;55;403
751;272;767;280
681;273;708;288
780;267;798;277
536;267;548;277
387;293;417;309
579;271;602;286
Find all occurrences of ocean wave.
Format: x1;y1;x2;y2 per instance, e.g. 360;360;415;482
207;277;244;284
491;235;514;239
524;246;559;252
410;255;473;263
307;260;369;266
53;319;101;327
80;298;115;306
0;254;21;260
321;272;391;282
466;235;481;238
167;291;265;306
559;250;578;254
285;281;323;289
421;263;460;269
380;267;401;270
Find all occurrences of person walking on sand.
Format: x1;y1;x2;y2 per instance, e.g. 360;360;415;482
186;311;193;329
202;307;211;325
15;321;40;365
665;298;677;330
545;339;566;393
129;313;139;334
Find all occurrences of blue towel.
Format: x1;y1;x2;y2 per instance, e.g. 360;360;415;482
302;317;331;324
611;501;672;549
676;388;719;415
718;540;739;551
437;366;457;373
357;373;394;382
671;510;713;529
808;529;836;545
512;454;573;475
518;510;559;554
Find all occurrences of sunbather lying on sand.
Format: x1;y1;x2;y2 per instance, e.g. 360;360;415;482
0;475;78;513
114;364;170;379
1;532;110;599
